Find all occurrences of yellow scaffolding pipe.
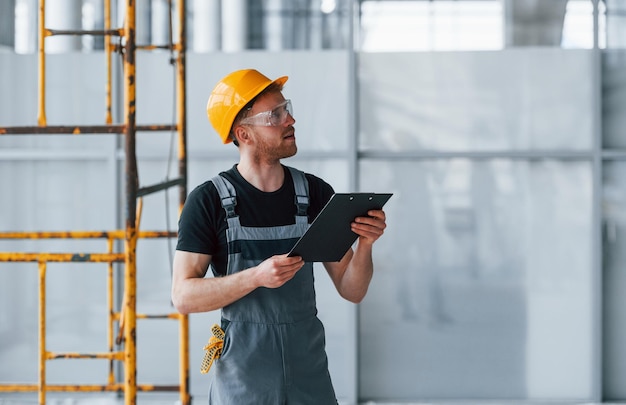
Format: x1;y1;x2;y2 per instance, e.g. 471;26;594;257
37;0;46;125
0;0;189;403
38;261;46;405
105;0;113;124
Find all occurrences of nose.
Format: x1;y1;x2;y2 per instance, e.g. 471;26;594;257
285;111;295;126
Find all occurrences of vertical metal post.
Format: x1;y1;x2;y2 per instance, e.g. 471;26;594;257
176;0;187;213
123;0;138;403
105;0;113;124
37;0;46;125
176;1;189;403
107;238;116;385
38;261;46;405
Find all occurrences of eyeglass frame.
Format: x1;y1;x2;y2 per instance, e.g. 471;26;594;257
239;99;293;127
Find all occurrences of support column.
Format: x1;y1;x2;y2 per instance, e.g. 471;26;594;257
222;0;246;51
46;0;82;52
136;0;150;46
83;0;105;51
309;0;323;50
265;0;284;50
192;0;220;51
15;0;36;53
292;0;306;49
152;0;169;46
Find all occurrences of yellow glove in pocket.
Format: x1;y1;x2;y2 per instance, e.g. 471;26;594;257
200;324;225;374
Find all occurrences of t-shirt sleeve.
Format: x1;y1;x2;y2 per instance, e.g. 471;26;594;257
176;182;220;255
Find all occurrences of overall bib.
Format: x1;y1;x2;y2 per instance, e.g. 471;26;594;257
208;167;337;405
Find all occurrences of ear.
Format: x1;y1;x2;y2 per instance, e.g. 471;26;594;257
233;125;250;145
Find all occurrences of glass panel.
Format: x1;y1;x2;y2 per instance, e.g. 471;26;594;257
359;159;594;401
359;51;594;152
602;161;626;399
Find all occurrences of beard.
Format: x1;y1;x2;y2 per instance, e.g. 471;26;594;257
252;132;298;163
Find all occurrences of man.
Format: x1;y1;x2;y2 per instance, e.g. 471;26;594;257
171;69;386;404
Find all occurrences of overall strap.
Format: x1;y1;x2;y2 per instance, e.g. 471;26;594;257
286;166;309;225
210;174;241;229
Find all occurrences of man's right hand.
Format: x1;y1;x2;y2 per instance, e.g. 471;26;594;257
253;254;305;289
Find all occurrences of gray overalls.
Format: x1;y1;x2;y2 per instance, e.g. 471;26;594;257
208;167;337;405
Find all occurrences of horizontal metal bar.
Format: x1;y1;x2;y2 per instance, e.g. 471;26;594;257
136;124;178;132
136;313;182;320
136;385;181;392
358;149;595;160
46;351;124;360
0;230;176;239
0;125;125;135
136;44;176;51
46;28;124;37
0;384;180;393
1;124;177;135
0;384;124;393
137;177;185;197
0;253;125;262
0;230;122;239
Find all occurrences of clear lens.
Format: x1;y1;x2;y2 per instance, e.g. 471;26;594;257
240;100;292;127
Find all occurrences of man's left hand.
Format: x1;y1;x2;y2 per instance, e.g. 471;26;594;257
351;209;387;246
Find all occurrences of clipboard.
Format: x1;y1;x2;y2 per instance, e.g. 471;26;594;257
287;192;393;262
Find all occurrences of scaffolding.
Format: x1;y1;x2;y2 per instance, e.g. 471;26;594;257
0;0;189;404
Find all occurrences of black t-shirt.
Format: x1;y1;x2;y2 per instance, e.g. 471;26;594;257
176;164;335;276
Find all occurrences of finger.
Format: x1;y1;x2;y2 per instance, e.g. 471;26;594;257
354;218;386;233
276;254;304;266
351;223;384;239
367;209;386;221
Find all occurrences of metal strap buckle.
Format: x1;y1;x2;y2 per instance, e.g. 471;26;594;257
295;194;309;216
221;196;237;218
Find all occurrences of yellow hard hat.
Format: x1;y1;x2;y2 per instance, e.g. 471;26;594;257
207;69;288;144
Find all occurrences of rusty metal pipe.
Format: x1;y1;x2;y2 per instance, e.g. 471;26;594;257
46;29;123;36
0;124;178;135
107;237;116;386
175;1;190;403
105;0;113;124
123;0;138;401
0;230;176;239
38;0;46;126
0;253;125;262
38;261;46;405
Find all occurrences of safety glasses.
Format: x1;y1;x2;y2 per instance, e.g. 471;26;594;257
239;99;293;127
